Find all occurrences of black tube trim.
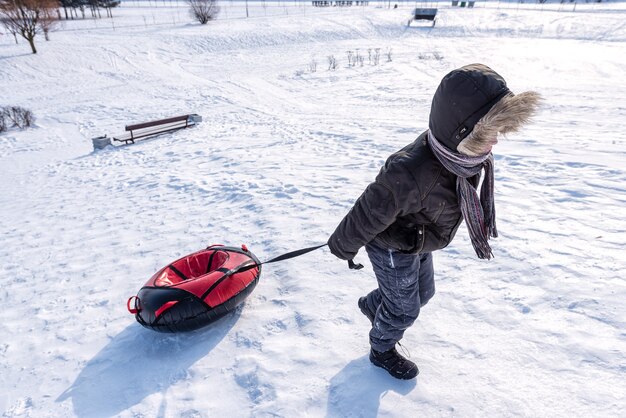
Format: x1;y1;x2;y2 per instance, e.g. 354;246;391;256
200;260;257;302
168;264;188;281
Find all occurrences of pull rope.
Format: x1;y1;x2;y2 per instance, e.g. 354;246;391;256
245;243;364;272
236;243;329;274
262;243;328;265
198;244;330;301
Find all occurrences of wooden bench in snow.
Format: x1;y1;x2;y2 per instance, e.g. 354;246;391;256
92;114;202;150
408;8;438;27
113;114;202;145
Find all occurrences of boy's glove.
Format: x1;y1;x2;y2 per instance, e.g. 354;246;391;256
328;236;363;270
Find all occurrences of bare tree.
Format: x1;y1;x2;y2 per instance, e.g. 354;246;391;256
355;49;364;67
0;0;59;54
327;55;337;71
187;0;220;25
99;0;120;18
3;18;19;43
40;3;59;41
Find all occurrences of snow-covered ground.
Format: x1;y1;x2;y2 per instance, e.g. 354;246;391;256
1;1;625;417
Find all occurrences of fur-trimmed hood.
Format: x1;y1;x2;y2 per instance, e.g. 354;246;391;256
429;63;541;156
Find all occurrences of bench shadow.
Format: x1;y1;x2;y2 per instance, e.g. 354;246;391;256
56;307;241;417
326;356;417;418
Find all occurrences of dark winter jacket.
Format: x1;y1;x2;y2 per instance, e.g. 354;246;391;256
328;63;528;260
328;131;466;260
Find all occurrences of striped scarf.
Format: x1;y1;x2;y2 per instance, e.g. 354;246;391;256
427;131;497;260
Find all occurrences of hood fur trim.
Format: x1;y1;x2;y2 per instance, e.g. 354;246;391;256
457;91;543;156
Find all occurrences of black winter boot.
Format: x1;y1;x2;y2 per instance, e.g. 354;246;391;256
358;296;375;325
369;347;419;380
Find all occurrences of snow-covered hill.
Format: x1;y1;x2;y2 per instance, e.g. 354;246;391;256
1;2;625;417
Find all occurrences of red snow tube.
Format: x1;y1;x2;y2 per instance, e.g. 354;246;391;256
127;244;261;332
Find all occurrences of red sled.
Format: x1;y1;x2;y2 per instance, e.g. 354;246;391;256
127;244;261;332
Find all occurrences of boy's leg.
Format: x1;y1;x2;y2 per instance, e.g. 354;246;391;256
361;287;381;319
364;241;422;353
362;252;435;316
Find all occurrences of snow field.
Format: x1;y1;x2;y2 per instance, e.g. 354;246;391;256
1;2;625;417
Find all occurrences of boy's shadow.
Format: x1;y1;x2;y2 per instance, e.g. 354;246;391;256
57;308;241;417
326;356;416;418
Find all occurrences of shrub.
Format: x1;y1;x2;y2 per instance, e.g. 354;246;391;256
187;0;220;25
0;106;35;131
0;110;7;133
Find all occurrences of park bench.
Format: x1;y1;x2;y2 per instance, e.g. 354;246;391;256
91;114;202;150
113;114;202;145
407;8;438;27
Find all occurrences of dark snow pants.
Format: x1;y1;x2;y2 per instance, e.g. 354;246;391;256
363;240;435;352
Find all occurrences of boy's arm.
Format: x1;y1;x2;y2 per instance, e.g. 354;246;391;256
328;180;400;261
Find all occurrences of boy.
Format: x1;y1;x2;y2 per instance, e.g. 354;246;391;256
328;63;541;379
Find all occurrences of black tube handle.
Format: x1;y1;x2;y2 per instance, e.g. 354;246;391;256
348;259;364;270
